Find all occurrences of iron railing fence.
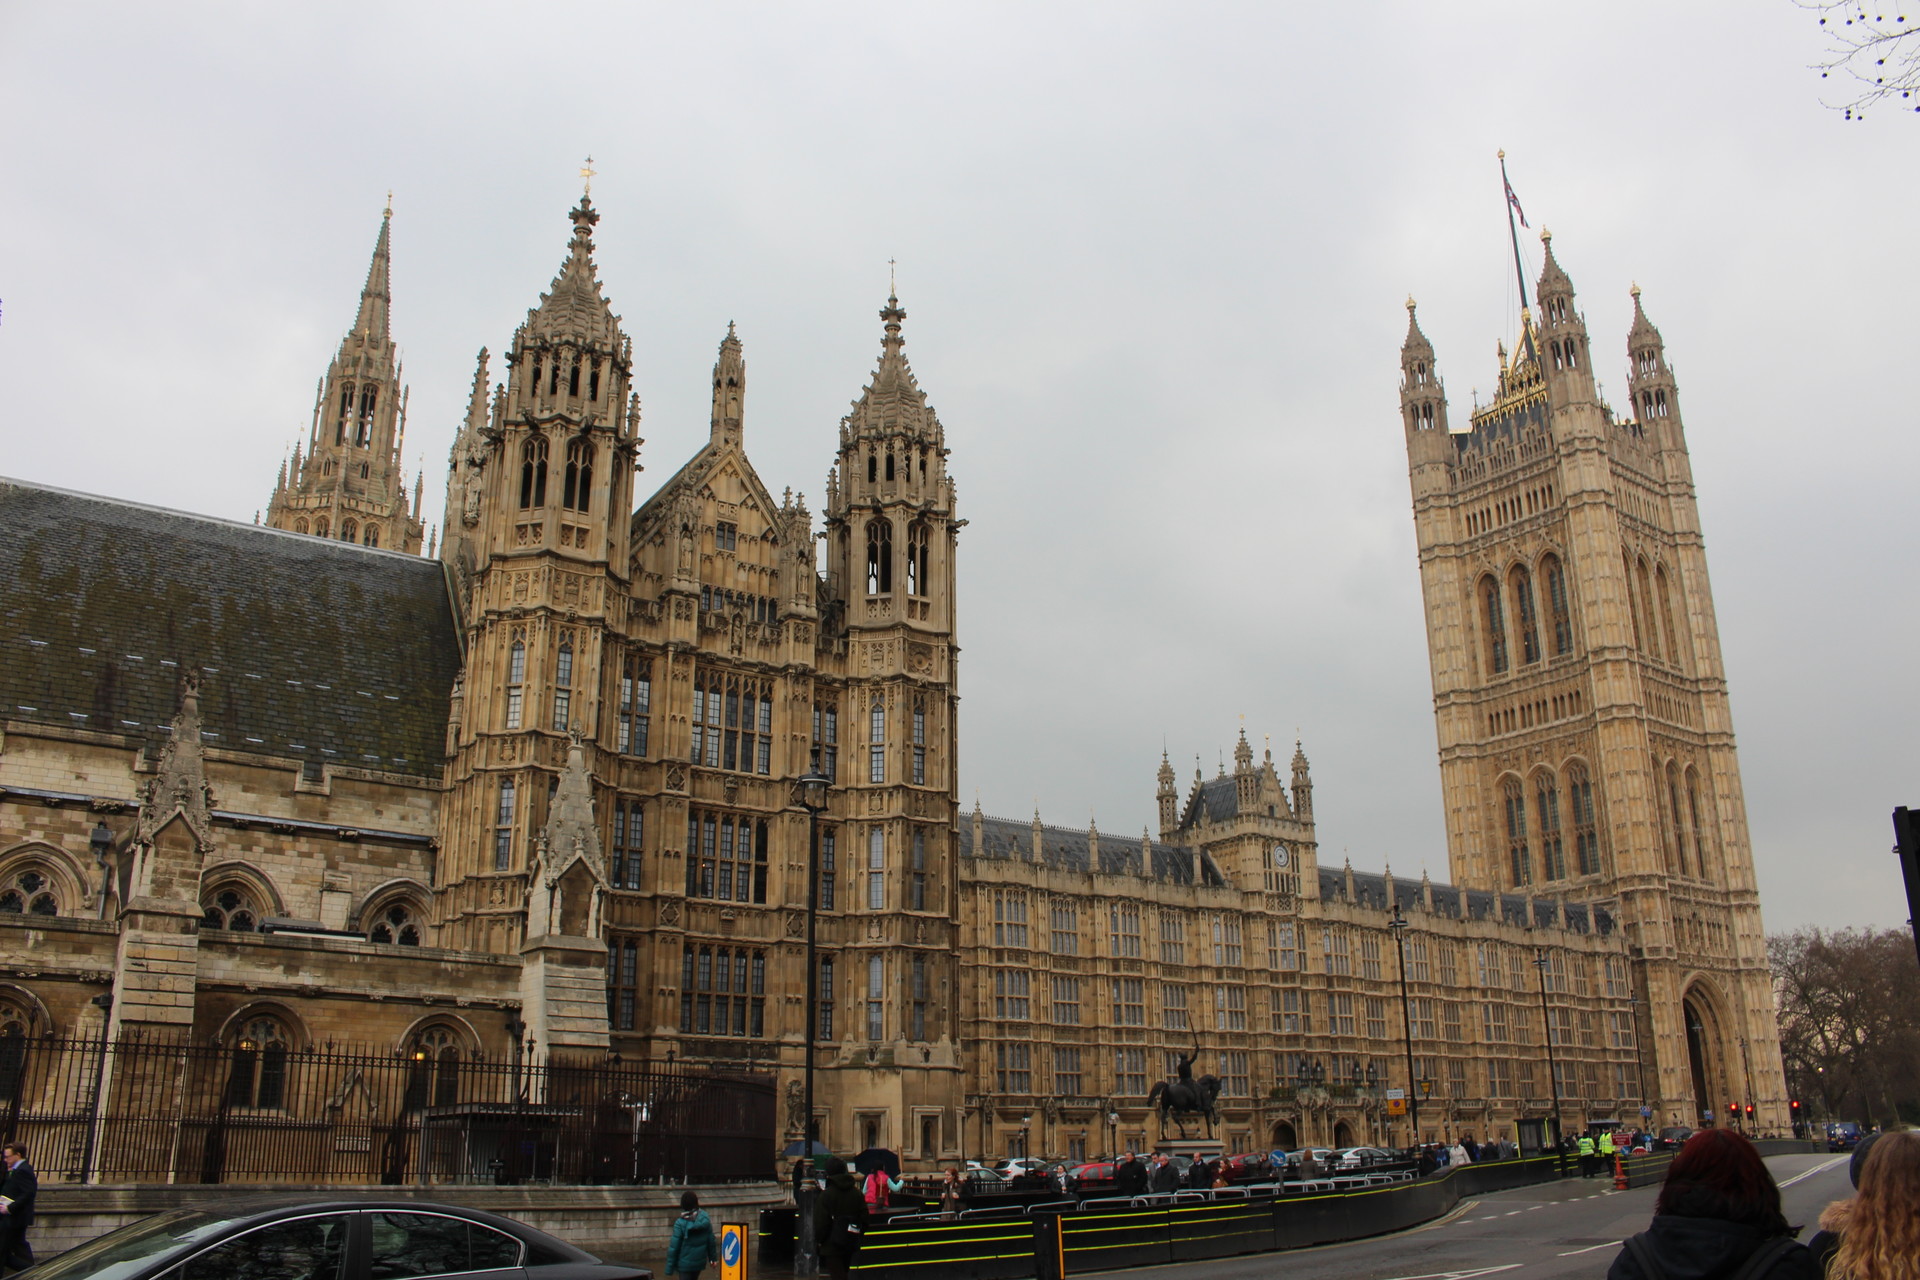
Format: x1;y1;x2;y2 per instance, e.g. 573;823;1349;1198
0;1034;774;1186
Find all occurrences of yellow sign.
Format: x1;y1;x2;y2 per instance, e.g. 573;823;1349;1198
719;1222;747;1280
1386;1096;1408;1116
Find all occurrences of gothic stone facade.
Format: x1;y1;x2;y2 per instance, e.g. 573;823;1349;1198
1399;230;1789;1137
0;200;1768;1177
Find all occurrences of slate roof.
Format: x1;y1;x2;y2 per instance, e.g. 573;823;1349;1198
0;477;460;780
1180;775;1242;830
969;815;1224;887
1319;865;1614;936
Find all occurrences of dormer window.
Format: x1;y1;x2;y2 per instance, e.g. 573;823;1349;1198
715;521;738;552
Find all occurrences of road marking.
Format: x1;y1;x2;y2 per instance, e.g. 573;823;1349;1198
1506;1209;1523;1215
1778;1156;1850;1190
1370;1267;1524;1280
1558;1239;1624;1256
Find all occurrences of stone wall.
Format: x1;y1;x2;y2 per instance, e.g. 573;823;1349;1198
35;1182;788;1268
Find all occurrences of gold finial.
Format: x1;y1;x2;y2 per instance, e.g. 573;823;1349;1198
1630;281;1642;300
888;257;897;296
580;155;597;195
1497;148;1505;160
1540;226;1552;246
384;190;393;217
1406;294;1417;312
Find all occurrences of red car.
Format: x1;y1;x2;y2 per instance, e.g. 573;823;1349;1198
1221;1152;1279;1184
1064;1161;1121;1195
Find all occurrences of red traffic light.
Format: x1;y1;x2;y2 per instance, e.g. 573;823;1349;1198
1791;1100;1802;1112
1744;1103;1755;1118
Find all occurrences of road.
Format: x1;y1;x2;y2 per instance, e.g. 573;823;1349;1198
1079;1153;1851;1280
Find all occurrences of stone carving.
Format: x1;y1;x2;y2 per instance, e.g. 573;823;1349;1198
660;901;680;926
785;912;805;938
666;765;686;792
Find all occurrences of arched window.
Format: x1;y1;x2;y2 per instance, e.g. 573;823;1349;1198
562;439;594;512
519;435;549;509
1656;566;1680;668
403;1025;462;1110
1551;341;1564;371
885;450;896;482
1686;768;1711;883
1665;761;1689;876
313;516;330;538
340;519;358;543
362;524;380;548
865;519;893;595
1564;340;1578;370
1503;778;1530;887
1638;557;1662;660
530;355;543;397
1654;389;1668;417
494;777;517;871
1542;554;1572;656
869;700;886;785
551;639;573;731
1481;576;1508;675
505;640;525;729
1511;565;1540;665
336;383;354;445
548;354;561;396
867;954;885;1041
567;356;581;398
0;871;58;917
294;518;309;534
905;523;929;597
356;386;378;447
588;360;601;402
369;902;422;946
224;1016;290;1109
1536;773;1565;880
202;886;259;932
0;995;33;1100
866;453;877;484
1623;550;1643;650
1567;764;1600;875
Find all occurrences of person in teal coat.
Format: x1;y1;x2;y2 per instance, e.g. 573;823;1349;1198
666;1190;714;1279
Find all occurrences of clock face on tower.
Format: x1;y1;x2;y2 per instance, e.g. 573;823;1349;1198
1271;844;1291;869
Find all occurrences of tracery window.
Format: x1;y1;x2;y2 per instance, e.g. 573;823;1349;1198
505;640;525;730
551;639;574;731
1638;557;1662;660
1536;773;1566;880
1504;777;1531;886
905;522;929;597
1666;762;1690;876
818;827;838;911
611;799;644;890
340;519;358;544
225;1016;291;1109
403;1026;462;1109
1511;565;1540;665
1624;549;1644;650
1051;974;1081;1024
909;826;927;911
864;519;893;594
690;672;773;774
607;936;639;1030
0;871;58;917
1656;566;1680;668
868;699;886;784
1482;576;1508;674
202;886;259;932
811;699;838;781
1051;904;1079;955
561;439;594;512
1568;765;1600;875
679;944;765;1038
1161;983;1188;1030
866;955;885;1041
685;810;768;903
368;902;421;945
996;1041;1031;1092
815;956;835;1040
519;434;549;509
1322;927;1351;976
618;656;650;756
866;828;886;910
1686;769;1711;883
335;382;354;445
494;778;517;871
1542;554;1572;655
1159;912;1186;965
356;385;377;447
911;699;926;786
313;516;330;538
995;970;1031;1020
363;525;380;548
1109;903;1141;958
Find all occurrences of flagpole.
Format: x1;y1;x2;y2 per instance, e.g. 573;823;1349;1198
1498;150;1537;364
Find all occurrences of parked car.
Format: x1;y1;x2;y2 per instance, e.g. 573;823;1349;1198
25;1198;650;1280
1063;1161;1121;1195
1286;1147;1335;1176
996;1157;1048;1176
1330;1146;1399;1171
1655;1126;1694;1152
961;1167;1010;1191
1221;1152;1279;1183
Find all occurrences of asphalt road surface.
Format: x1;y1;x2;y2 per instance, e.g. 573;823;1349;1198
1079;1152;1852;1280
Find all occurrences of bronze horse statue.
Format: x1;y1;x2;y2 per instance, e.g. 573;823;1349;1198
1146;1073;1223;1136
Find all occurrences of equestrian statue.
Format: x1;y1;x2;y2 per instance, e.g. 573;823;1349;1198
1145;1040;1222;1137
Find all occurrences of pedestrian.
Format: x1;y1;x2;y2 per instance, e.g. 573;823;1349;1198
1149;1153;1179;1194
939;1166;965;1219
664;1190;712;1280
1186;1155;1212;1189
1449;1139;1471;1168
1599;1129;1618;1178
1210;1162;1230;1190
1579;1132;1598;1177
861;1164;902;1211
1462;1134;1479;1162
0;1143;33;1278
1114;1152;1148;1198
1814;1131;1920;1280
815;1156;869;1280
1605;1129;1817;1280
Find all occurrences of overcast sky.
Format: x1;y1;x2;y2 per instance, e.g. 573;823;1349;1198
2;2;1914;934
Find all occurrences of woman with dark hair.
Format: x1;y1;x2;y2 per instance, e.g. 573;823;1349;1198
1607;1129;1817;1280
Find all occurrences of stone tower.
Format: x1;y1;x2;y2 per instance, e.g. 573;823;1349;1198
266;204;426;552
1400;230;1787;1135
434;194;642;1054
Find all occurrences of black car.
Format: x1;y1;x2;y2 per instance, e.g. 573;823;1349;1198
29;1198;650;1280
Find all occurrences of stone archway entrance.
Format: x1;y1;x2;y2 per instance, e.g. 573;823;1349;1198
1683;984;1729;1128
1271;1120;1298;1150
1333;1119;1355;1148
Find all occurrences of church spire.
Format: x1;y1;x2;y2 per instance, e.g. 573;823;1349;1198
351;201;393;344
710;322;745;447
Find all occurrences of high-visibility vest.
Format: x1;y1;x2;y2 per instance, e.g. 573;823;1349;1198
1598;1133;1615;1155
1577;1137;1596;1156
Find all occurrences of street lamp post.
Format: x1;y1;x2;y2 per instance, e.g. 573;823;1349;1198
1533;947;1564;1159
1387;904;1420;1147
1627;988;1653;1132
793;759;830;1280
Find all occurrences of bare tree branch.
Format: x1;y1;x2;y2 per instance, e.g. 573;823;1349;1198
1796;0;1920;118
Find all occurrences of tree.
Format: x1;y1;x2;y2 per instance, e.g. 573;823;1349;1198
1799;2;1920;119
1770;926;1920;1126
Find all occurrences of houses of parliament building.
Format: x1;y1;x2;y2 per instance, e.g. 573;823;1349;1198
0;193;1788;1174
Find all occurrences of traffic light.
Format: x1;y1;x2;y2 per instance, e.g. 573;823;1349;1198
1745;1103;1755;1121
1728;1100;1738;1125
1790;1100;1802;1116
